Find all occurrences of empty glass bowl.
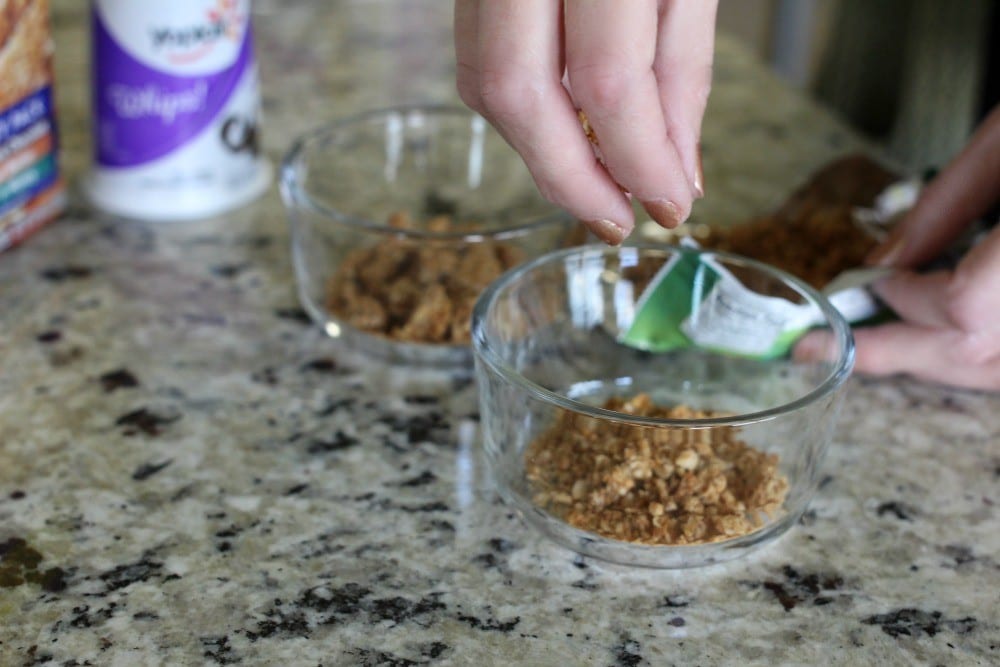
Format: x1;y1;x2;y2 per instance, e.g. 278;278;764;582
280;105;580;365
472;244;854;568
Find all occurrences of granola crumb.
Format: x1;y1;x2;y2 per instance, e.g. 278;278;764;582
578;109;598;146
577;109;629;195
524;394;789;546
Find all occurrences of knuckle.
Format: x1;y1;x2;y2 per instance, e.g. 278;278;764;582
478;67;543;120
953;331;1000;367
570;62;638;114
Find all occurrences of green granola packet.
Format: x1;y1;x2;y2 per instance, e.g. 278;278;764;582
620;240;892;359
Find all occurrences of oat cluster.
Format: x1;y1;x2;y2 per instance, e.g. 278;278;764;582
525;394;789;546
325;211;525;344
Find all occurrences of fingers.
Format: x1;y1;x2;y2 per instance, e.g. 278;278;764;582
801;224;1000;392
457;0;719;241
852;324;1000;391
654;0;718;198
803;104;1000;391
565;0;695;229
475;0;634;244
868;105;1000;267
874;225;1000;332
795;325;1000;391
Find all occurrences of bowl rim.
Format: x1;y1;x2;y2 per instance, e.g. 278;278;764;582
471;243;856;427
279;103;576;242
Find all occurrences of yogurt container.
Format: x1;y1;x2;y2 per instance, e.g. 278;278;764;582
84;0;270;221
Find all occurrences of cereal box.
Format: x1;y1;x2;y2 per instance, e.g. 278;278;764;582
0;0;65;253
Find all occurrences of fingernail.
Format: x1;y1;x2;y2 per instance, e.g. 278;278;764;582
642;199;683;229
586;219;628;246
865;234;905;267
694;144;705;198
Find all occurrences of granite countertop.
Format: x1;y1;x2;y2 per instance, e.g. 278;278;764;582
2;2;998;665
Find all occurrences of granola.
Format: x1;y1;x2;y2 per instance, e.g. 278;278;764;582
525;393;789;545
325;212;526;344
700;155;898;288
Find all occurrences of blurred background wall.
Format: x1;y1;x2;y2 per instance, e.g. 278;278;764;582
717;0;997;172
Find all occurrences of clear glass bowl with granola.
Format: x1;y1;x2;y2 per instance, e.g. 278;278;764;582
472;245;854;568
281;105;583;365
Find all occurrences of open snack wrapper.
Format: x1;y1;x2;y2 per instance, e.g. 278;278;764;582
620;177;929;359
620;239;892;359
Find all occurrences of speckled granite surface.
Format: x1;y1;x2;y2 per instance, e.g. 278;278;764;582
1;2;998;666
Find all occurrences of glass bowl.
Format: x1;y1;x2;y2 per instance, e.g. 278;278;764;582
472;244;854;568
280;105;580;365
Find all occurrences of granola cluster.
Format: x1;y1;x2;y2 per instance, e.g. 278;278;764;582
525;394;789;546
325;211;525;344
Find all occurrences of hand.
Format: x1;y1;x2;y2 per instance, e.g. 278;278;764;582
797;106;1000;391
454;0;718;244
